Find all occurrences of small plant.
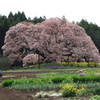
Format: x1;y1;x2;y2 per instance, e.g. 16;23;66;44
89;95;100;100
2;79;15;87
61;83;77;97
76;86;86;96
51;77;66;84
72;75;100;83
93;86;100;95
61;83;86;97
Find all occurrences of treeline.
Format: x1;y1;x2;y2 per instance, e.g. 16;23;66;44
0;11;46;54
0;11;100;55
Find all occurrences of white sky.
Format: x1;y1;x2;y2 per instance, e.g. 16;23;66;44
0;0;100;26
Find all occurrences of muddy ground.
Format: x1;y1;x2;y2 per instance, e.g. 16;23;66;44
0;70;90;100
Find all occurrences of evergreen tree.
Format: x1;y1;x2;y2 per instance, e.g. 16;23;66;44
8;12;13;18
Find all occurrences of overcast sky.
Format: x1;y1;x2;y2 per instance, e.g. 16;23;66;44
0;0;100;26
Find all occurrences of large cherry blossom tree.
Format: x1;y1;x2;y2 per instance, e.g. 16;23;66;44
2;18;100;66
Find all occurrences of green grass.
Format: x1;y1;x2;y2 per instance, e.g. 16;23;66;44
2;68;64;72
3;67;97;73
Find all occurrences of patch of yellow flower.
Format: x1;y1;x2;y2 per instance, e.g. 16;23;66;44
60;62;99;67
61;83;76;92
61;83;86;97
60;83;77;97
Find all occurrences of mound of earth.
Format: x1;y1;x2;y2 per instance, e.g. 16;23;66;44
2;18;100;66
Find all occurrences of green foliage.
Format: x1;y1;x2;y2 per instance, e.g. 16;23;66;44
72;75;100;83
2;79;15;87
61;83;77;97
93;86;100;95
51;77;67;84
36;72;73;83
33;16;45;24
11;82;60;90
89;95;100;100
2;77;62;90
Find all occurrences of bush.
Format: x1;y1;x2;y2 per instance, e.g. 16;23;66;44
61;83;76;97
51;77;66;84
2;79;15;87
72;75;100;83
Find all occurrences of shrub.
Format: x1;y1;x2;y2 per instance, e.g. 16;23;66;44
72;75;100;83
51;77;66;84
61;83;86;97
61;83;77;97
2;79;15;87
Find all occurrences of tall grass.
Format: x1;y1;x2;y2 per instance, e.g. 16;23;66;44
2;77;63;90
11;82;61;90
